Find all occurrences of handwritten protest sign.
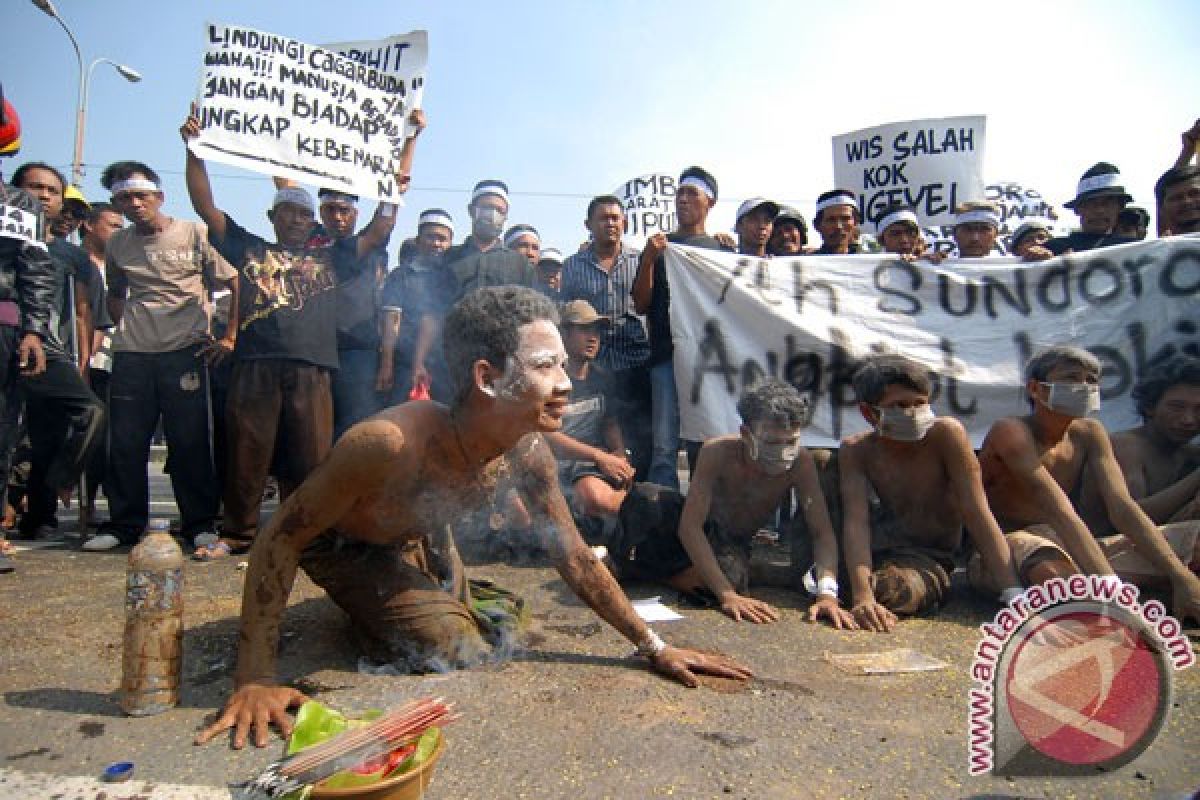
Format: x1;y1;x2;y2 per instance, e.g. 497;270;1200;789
0;203;40;247
190;23;427;200
667;236;1200;447
613;174;676;248
834;115;986;231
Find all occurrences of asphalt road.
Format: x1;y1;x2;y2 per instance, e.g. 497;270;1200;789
0;462;1196;799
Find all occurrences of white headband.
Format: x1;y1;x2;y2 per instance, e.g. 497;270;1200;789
504;226;540;248
816;194;856;213
418;210;454;231
111;178;160;194
471;183;509;203
955;209;1000;228
320;192;358;207
1075;172;1122;196
879;209;919;232
679;176;715;201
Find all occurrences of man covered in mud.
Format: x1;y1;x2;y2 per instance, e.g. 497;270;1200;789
195;286;751;749
839;356;1024;633
609;379;855;628
979;346;1200;623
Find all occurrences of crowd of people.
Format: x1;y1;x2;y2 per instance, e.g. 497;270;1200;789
1;81;1198;746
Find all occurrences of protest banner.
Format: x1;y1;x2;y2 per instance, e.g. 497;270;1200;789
613;173;676;248
190;23;428;200
833;115;986;231
667;236;1200;447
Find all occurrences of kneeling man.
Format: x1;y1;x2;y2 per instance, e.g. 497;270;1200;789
196;286;751;749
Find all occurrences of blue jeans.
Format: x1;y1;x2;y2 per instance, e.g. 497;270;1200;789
648;359;680;489
332;348;384;440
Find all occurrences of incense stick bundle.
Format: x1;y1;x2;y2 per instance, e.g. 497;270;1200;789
246;697;458;799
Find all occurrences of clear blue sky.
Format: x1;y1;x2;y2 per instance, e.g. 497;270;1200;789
4;0;1197;252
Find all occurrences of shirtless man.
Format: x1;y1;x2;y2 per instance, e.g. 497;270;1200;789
195;286;751;749
1077;356;1200;579
839;356;1024;633
614;379;855;628
979;346;1200;623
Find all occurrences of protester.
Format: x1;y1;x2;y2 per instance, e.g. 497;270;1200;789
48;185;89;242
193;285;752;749
812;189;862;254
544;300;632;520
951;201;1002;258
443;180;535;301
535;247;563;298
1155;164;1200;235
81;160;237;552
181;108;401;559
979;346;1200;623
504;223;541;265
767;205;808;256
377;208;455;403
1008;218;1054;260
1078;356;1199;538
1047;163;1137;254
10;161;105;541
838;356;1024;631
875;203;922;259
633;166;732;487
1114;206;1150;240
733;197;779;257
0;90;57;571
561;195;653;479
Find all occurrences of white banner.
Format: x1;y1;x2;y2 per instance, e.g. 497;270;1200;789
613;173;676;248
833;115;986;231
668;236;1200;447
190;23;427;201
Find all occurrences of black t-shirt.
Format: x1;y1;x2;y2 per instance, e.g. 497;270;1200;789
561;363;617;450
212;214;344;369
379;258;454;366
1046;231;1137;255
647;232;732;365
444;236;537;303
47;238;111;360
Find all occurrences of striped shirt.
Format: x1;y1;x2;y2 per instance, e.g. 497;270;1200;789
560;241;650;371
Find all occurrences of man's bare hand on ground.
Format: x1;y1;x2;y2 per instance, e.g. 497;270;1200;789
806;595;859;630
851;599;898;632
718;591;779;623
194;684;311;749
649;645;754;687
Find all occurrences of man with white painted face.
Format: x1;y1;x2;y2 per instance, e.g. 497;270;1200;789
733;197;779;257
194;286;752;750
812;189;862;255
181;108;401;559
838;356;1024;632
1047;163;1137;255
1076;356;1200;576
603;379;855;628
980;346;1200;624
633;166;732;488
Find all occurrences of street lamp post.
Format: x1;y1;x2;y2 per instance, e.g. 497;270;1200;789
31;0;141;186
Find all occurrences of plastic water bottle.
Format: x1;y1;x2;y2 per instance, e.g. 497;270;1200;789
119;519;183;716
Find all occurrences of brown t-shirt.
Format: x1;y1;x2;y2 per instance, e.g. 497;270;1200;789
106;218;236;353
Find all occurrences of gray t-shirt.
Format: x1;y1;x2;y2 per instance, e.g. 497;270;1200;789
106;218;236;353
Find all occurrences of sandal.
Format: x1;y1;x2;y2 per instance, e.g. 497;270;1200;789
192;538;252;562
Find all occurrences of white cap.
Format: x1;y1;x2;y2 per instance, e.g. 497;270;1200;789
272;187;315;213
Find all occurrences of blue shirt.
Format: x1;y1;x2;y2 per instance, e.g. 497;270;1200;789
561;241;649;371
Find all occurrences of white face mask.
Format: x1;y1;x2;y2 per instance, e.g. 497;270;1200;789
744;430;801;475
1040;381;1100;417
473;206;506;239
874;403;936;441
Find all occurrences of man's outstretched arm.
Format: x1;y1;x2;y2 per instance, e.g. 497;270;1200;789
838;442;895;632
514;434;754;685
195;421;402;748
